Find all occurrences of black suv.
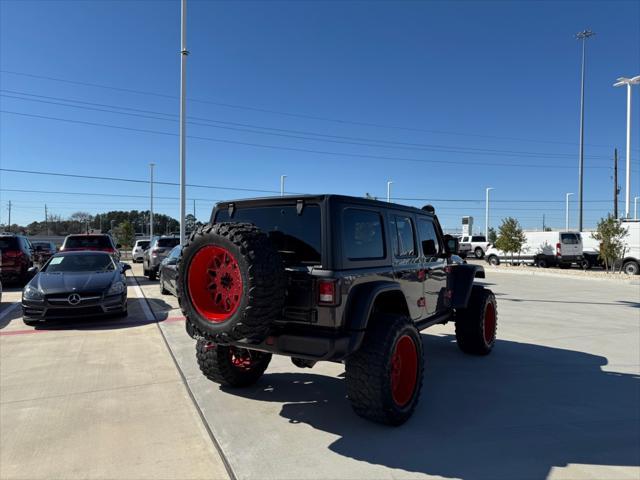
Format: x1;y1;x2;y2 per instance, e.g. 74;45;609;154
177;195;497;425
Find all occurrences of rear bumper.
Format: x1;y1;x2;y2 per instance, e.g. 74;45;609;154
186;321;361;362
556;254;583;264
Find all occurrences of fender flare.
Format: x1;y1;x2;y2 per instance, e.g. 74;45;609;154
448;264;484;309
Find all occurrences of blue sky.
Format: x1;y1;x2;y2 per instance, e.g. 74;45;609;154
1;0;639;232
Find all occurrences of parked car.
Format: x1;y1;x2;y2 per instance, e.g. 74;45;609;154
177;194;495;425
21;251;130;325
159;245;181;296
31;241;57;265
485;231;583;268
0;233;35;285
459;235;491;259
131;238;150;263
143;235;180;280
60;234;120;259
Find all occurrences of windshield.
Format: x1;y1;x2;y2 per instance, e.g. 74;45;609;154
65;236;112;249
43;254;116;272
215;204;321;265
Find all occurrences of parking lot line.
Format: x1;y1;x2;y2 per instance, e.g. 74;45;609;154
128;277;156;322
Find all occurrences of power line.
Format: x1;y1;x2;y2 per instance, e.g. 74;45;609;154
1;69;630;151
0;90;612;161
1;110;618;170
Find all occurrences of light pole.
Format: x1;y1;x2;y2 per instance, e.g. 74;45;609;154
149;163;155;240
280;175;287;197
613;75;640;218
386;181;393;203
178;0;188;246
485;187;494;239
576;29;595;232
634;196;639;220
565;193;574;231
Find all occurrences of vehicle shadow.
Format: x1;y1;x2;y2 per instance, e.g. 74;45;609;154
229;334;640;479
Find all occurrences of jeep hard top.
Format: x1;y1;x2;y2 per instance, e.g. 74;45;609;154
177;194;498;425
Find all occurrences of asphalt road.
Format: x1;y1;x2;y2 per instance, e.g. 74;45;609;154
1;264;639;480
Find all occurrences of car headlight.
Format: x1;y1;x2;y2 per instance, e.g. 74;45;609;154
23;285;44;301
107;282;126;295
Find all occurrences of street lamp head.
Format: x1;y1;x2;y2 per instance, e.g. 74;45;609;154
575;29;595;40
614;76;640;87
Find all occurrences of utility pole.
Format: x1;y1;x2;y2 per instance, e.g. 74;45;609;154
614;148;619;218
7;200;11;232
45;204;49;235
149;163;155;240
576;29;595;232
566;193;574;231
542;214;546;231
179;0;188;246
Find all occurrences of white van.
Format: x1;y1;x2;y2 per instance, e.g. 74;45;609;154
620;220;640;275
485;231;583;268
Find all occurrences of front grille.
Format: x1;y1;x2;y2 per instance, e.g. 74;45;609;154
46;306;104;317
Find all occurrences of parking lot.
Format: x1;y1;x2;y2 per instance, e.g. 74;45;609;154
1;263;639;480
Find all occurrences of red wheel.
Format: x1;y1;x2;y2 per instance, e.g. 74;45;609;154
390;335;419;407
187;245;243;322
483;302;496;346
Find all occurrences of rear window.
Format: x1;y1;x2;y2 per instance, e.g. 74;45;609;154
136;241;150;249
0;238;19;250
343;209;384;260
215;205;321;265
157;238;180;248
561;233;580;244
472;236;486;242
65;236;112;249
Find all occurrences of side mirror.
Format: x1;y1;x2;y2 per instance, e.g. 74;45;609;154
443;235;459;255
421;239;437;256
27;266;39;278
121;263;132;272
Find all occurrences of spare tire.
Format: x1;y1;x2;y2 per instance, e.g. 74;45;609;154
177;223;285;342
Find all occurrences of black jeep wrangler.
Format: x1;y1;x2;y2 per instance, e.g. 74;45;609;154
177;195;497;425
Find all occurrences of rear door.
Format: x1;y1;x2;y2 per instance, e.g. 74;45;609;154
560;233;581;257
417;217;447;316
390;214;423;320
164;246;181;291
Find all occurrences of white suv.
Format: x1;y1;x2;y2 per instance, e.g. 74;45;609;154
460;235;491;259
131;238;150;263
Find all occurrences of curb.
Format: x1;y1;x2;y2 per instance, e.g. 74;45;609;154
483;266;640;285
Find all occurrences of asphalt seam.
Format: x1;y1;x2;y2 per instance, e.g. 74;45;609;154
129;275;238;480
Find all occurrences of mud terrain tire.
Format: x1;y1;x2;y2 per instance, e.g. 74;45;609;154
345;314;424;426
196;339;271;387
455;286;497;355
177;223;285;342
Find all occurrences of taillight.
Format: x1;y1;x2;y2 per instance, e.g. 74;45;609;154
556;243;561;256
3;250;23;258
317;279;338;305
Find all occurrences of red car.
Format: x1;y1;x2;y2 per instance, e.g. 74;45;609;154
0;233;35;285
60;234;120;260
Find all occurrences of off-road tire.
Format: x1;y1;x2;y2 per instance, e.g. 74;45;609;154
196;339;271;387
455;286;497;355
623;260;639;275
345;314;424;426
474;247;484;259
177;223;285;342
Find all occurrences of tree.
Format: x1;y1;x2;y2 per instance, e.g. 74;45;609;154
591;215;628;272
494;217;526;264
113;221;135;249
488;227;497;243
